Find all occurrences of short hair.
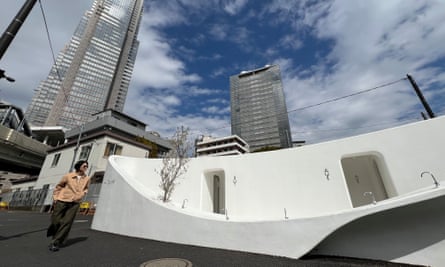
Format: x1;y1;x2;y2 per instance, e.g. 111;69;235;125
74;160;88;172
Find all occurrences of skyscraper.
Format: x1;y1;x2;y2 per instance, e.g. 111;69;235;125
230;64;292;151
26;0;143;129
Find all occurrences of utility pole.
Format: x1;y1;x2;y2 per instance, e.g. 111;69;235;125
0;0;38;60
0;0;38;82
69;124;84;172
406;74;436;119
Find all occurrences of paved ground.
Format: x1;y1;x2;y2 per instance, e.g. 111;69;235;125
0;211;424;267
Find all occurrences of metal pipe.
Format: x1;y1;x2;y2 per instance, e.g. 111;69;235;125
421;171;440;187
181;199;188;209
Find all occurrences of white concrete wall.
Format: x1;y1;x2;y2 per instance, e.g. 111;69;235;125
101;117;445;220
92;116;445;265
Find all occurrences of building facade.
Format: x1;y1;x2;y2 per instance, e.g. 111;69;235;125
1;109;172;211
26;0;143;129
230;64;292;151
195;135;249;157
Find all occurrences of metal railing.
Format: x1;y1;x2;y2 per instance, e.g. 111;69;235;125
1;183;102;211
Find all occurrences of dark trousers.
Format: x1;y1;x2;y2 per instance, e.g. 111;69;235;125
48;201;80;245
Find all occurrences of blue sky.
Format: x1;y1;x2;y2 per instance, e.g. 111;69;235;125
1;0;445;144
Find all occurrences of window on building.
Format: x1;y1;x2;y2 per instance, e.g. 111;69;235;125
51;153;61;167
79;145;92;160
104;142;122;157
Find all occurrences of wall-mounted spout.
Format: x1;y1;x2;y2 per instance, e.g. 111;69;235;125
181;199;188;209
284;208;289;219
324;168;330;180
421;171;440;187
225;209;229;220
363;191;377;205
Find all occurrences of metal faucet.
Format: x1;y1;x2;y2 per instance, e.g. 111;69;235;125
181;199;188;209
421;171;440;187
363;191;377;205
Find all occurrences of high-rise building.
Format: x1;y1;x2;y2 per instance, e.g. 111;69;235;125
26;0;143;129
230;64;292;151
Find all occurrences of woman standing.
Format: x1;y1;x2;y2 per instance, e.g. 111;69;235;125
47;160;91;252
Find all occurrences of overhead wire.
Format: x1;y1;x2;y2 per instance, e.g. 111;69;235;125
200;77;409;135
38;0;62;81
291;116;420;135
38;0;81;127
286;78;407;114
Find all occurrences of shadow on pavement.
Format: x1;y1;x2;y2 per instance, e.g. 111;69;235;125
63;236;88;247
0;228;47;240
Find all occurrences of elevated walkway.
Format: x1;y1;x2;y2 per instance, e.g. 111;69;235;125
0;102;48;174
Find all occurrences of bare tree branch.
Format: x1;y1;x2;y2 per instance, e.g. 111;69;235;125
157;126;191;202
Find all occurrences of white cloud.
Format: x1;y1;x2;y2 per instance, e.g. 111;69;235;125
209;24;228;40
188;86;217;96
268;0;445;143
210;67;227;78
144;1;187;27
231;27;250;45
202;106;220;114
280;34;303;50
202;105;230;115
223;0;248;15
209;24;251;46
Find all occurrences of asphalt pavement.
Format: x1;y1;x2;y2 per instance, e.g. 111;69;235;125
0;211;424;267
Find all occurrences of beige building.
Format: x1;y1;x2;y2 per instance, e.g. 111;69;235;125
195;135;249;157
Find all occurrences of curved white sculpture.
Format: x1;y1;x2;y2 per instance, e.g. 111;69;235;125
92;116;445;266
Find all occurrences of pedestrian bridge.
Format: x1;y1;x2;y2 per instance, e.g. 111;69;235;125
0;103;48;174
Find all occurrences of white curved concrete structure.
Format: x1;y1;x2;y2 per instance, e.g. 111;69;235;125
92;116;445;266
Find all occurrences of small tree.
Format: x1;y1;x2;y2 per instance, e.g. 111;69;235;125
159;126;191;202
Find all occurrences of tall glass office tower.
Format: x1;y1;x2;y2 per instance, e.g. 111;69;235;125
230;64;292;151
26;0;143;129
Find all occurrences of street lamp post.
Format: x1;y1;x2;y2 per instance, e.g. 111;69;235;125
0;69;15;82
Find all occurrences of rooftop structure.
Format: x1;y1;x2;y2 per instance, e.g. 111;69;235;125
195;135;249;157
64;109;172;157
30;126;66;147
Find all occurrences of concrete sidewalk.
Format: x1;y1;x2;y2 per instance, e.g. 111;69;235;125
0;211;423;267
